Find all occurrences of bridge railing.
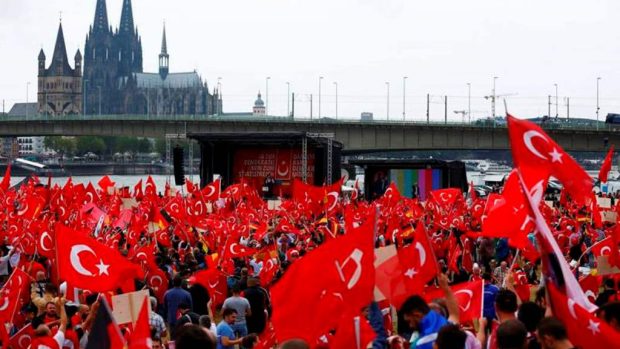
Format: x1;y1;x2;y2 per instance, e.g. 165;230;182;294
1;113;617;132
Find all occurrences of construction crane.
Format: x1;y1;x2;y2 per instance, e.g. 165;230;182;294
484;93;518;118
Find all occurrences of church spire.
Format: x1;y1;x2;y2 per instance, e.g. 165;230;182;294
159;23;169;80
119;0;135;34
48;21;73;76
92;0;109;33
161;22;167;55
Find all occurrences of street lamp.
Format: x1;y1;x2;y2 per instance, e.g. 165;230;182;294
266;77;271;116
333;81;338;119
286;82;290;117
554;83;558;118
597;77;602;130
386;82;390;121
217;77;222;115
402;76;408;121
467;83;471;123
318;76;324;118
26;82;31;117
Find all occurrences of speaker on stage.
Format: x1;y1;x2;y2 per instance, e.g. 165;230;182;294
173;145;185;186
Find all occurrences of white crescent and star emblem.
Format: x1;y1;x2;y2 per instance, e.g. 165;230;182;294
70;245;110;277
18;334;31;348
415;242;427;266
567;298;578;319
600;246;611;255
204;185;216;198
454;289;474;312
0;297;9;311
327;192;339;212
523;130;549;160
277;161;290;177
149;275;163;287
40;232;52;252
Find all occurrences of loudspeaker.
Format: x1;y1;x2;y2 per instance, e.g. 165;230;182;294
173;145;185;186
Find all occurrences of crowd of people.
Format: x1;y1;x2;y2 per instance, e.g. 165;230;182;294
0;115;618;349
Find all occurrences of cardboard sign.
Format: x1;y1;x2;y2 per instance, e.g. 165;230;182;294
597;256;620;276
373;245;397;302
267;200;282;211
597;197;612;209
112;290;151;325
603;211;617;223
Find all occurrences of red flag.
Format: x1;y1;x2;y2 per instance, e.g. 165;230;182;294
380;182;402;207
424;280;483;324
330;311;376;349
0;165;11;193
133;179;144;200
271;218;375;343
590;237;615;259
56;224;142;292
145;176;157;198
547;283;620;349
190;269;228;313
468;181;478;202
599;145;614;183
508;115;593;205
128;298;151;349
518;170;596;312
145;266;169;304
579;274;601;304
201;178;221;201
0;268;31;323
481;171;536;249
8;324;33;349
98;175;115;192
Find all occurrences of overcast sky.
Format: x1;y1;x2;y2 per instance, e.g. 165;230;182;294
1;0;619;121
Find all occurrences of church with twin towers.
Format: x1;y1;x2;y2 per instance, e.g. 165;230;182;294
82;0;222;115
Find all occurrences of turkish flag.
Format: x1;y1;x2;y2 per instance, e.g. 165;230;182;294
579;274;601;304
190;269;228;313
128;298;151;349
9;324;33;349
0;165;11;193
482;171;535;249
330;311;376;349
221;238;256;259
424;280;483;324
0;268;31;323
380;182;402;207
98;175;115;192
201;178;221;202
271;217;375;343
133;179;143;200
590;236;615;259
599;145;614;183
145;266;169;304
547;283;620;349
35;222;55;259
507;115;593;205
56;224;142;292
85;182;101;205
144;176;157;198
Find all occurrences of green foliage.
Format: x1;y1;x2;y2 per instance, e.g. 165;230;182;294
44;136;76;157
76;137;106;155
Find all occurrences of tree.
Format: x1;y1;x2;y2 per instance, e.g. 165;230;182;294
154;138;166;156
137;138;152;154
45;137;77;159
76;137;106;155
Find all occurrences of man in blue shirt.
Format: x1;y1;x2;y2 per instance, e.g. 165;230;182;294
483;273;500;320
163;276;193;327
217;308;245;349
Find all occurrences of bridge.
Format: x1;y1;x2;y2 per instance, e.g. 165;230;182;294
2;114;618;152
